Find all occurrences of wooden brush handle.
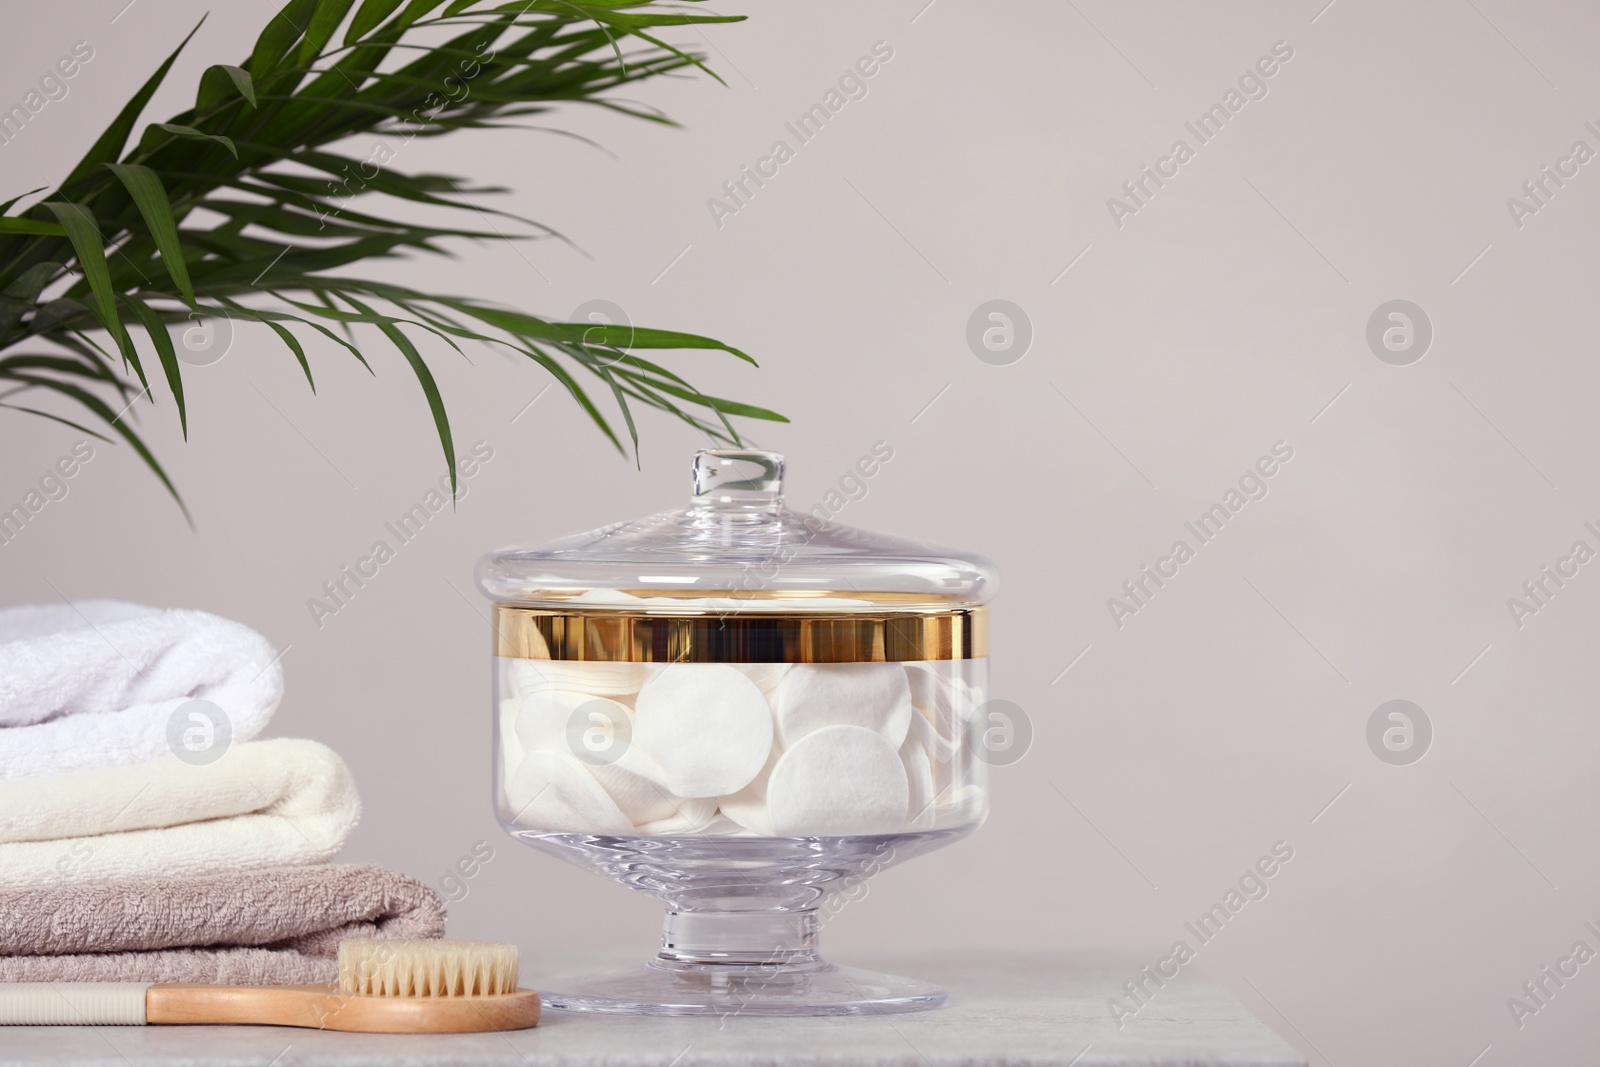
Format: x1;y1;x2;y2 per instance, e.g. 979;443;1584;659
146;984;541;1033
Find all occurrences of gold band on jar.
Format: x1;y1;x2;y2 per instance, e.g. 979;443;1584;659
492;605;987;663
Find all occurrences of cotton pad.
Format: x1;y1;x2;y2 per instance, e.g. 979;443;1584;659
513;691;580;754
905;704;954;765
508;659;650;699
718;787;775;836
906;666;973;760
739;727;784;798
765;724;909;836
514;691;632;763
632;664;774;798
773;663;912;748
737;662;792;696
505;752;633;834
636;796;718;835
698;813;756;836
937;783;985;823
586;752;680;825
716;730;783;835
499;697;526;773
901;736;936;830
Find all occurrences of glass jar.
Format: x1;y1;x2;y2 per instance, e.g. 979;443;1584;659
476;450;997;1015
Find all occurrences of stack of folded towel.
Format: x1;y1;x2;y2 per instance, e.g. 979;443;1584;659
0;601;445;984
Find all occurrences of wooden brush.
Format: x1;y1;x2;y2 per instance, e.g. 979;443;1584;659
0;940;540;1033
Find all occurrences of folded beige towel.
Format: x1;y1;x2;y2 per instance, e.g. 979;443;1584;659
0;865;445;984
0;738;359;889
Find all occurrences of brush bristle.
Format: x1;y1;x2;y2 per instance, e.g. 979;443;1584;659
338;939;520;997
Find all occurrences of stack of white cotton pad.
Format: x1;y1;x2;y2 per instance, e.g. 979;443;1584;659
496;658;985;837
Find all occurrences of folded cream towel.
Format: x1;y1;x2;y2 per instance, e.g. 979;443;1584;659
0;738;359;890
0;865;446;984
0;600;282;780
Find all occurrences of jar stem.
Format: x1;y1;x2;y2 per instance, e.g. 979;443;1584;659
658;909;823;969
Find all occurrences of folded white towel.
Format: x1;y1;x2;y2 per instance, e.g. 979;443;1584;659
0;600;282;780
0;738;360;889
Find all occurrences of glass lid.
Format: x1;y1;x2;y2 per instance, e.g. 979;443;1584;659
475;451;997;612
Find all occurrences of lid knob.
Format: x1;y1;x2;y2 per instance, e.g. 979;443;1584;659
692;450;785;510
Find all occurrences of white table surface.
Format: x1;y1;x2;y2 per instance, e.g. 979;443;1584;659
0;950;1305;1067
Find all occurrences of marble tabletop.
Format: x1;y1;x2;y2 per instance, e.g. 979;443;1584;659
0;950;1305;1067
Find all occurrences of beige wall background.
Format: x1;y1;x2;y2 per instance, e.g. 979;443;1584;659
4;0;1599;1061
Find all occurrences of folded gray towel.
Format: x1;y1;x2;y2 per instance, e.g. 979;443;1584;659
0;864;446;984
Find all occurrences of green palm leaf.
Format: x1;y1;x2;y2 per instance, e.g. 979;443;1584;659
1;0;783;511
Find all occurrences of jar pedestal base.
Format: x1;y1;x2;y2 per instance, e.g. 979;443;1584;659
544;909;944;1016
542;960;945;1017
